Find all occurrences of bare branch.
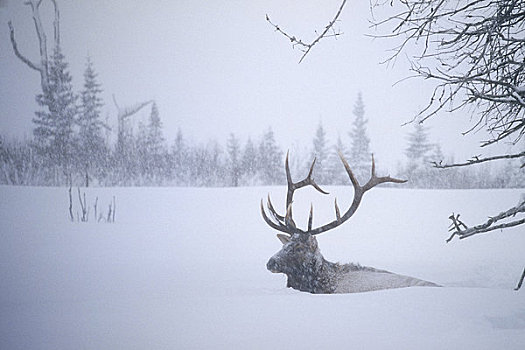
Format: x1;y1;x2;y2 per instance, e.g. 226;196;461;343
433;151;525;169
371;0;525;146
50;0;60;46
7;21;41;72
447;200;525;241
266;0;348;63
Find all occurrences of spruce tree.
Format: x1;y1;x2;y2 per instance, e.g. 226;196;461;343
171;128;188;185
241;137;258;185
348;92;371;183
146;102;165;157
33;45;77;184
135;121;149;181
405;121;433;167
78;57;105;186
258;128;283;185
327;135;349;185
311;122;329;184
137;102;166;183
404;121;434;187
226;133;241;187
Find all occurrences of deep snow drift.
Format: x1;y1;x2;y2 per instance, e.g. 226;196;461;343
1;186;524;349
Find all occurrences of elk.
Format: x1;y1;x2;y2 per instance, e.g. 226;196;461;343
261;151;439;294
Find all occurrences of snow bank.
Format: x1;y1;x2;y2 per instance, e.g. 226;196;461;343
1;186;524;349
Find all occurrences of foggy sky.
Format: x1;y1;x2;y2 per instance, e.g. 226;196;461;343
0;0;511;170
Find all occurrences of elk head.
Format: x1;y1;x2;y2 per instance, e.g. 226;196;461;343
261;151;407;293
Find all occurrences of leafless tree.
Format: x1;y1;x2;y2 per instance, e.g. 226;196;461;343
112;95;153;155
8;0;61;94
369;0;525;241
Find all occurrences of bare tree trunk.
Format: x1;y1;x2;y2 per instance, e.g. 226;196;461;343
113;95;153;154
68;185;74;222
8;0;61;94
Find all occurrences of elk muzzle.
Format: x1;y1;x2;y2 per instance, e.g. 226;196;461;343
266;255;282;273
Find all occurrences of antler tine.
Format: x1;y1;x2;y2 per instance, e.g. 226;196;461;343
335;198;341;223
371;153;376;177
267;194;284;222
297;157;329;195
338;150;360;189
307;157;317;178
308;203;313;231
285;150;293;185
310;179;329;195
260;199;290;233
285;202;296;229
363;154;407;191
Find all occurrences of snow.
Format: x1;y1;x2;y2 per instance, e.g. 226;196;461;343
1;186;524;349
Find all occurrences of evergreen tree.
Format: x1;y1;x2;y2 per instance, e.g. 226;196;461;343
78;57;105;186
171;128;188;185
240;137;258;185
146;102;165;157
327;135;349;185
206;141;224;186
135;102;166;183
348;92;371;183
135;121;149;182
404;121;434;187
405;121;433;166
226;133;241;187
33;45;77;184
147;102;166;180
311;122;329;184
258;128;283;185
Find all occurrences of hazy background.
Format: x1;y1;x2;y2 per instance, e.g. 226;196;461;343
0;0;509;169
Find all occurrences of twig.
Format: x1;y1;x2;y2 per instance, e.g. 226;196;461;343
77;187;87;222
68;185;73;222
107;203;112;223
446;213;467;242
266;0;348;63
112;196;116;223
94;197;98;222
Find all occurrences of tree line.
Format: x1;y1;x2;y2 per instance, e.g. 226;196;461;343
1;86;522;188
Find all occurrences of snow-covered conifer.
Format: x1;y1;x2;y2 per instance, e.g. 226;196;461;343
348;92;371;183
258;128;283;185
311;122;329;184
226;133;241;187
33;45;77;184
78;57;106;186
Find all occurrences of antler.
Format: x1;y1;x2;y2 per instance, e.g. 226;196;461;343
261;151;407;236
261;151;328;234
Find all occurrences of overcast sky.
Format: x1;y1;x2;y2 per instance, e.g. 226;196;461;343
0;0;513;170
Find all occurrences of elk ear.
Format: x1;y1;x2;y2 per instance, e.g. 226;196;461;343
277;234;291;245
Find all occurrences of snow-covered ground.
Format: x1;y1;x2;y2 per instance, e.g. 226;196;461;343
1;186;524;349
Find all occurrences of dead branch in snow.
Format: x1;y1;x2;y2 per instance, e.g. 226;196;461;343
67;188;116;223
446;199;525;242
